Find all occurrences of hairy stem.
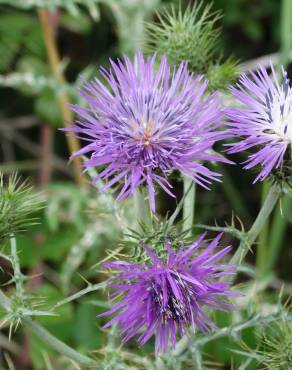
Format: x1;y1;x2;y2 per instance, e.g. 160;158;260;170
173;310;290;357
0;237;99;369
38;9;85;186
0;290;98;368
10;236;24;298
23;317;97;368
52;282;106;310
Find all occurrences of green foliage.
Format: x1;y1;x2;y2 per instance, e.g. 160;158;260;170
144;2;238;89
102;0;159;54
0;0;101;19
0;13;44;72
0;173;43;245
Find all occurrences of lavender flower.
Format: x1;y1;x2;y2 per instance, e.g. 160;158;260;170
227;65;292;182
67;52;228;211
98;233;237;353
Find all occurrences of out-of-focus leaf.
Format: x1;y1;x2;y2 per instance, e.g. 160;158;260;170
45;183;89;233
0;14;37;72
33;284;74;339
17;222;81;267
60;12;92;33
34;90;62;127
41;227;81;262
73;303;101;349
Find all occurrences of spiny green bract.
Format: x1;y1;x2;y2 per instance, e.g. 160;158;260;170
0;173;43;244
206;58;238;91
124;219;193;264
144;2;238;90
257;320;292;370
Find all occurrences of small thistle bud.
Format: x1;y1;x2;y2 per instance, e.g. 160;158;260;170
0;173;43;244
206;58;238;91
124;219;193;263
144;2;238;90
257;320;292;370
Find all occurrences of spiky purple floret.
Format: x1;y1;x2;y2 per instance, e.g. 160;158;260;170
98;233;238;353
226;64;292;182
66;52;229;211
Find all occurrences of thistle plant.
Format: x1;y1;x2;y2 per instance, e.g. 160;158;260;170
1;0;292;369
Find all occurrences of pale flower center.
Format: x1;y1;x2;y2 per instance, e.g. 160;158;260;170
130;119;155;146
266;75;292;142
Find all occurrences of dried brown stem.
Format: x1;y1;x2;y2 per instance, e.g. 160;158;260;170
38;9;85;186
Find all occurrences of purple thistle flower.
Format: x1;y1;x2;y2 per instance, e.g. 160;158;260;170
227;64;292;182
66;52;229;211
98;233;238;353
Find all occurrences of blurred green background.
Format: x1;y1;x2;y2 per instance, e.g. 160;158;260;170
0;1;291;369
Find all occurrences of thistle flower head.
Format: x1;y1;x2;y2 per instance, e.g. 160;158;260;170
98;233;238;353
227;65;292;183
67;52;229;211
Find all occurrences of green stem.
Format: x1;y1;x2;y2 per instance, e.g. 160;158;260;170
182;177;196;236
173;310;291;357
10;236;25;298
219;165;251;222
230;184;280;267
0;283;98;368
0;236;99;368
256;182;270;279
167;181;193;229
268;195;290;271
52;282;106;310
133;188;151;228
162;178;198;367
280;0;292;65
23;317;97;368
0;290;11;311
